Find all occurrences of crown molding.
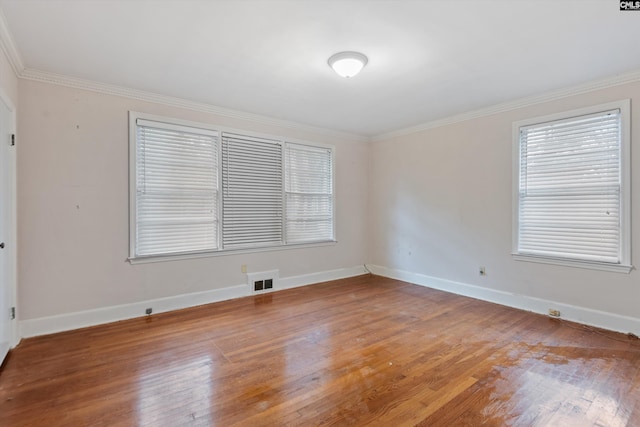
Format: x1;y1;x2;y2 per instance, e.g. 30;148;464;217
0;7;24;75
0;6;367;143
18;65;640;144
372;68;640;142
2;2;639;144
13;66;640;145
18;68;370;143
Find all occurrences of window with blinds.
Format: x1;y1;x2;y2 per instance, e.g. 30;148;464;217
285;143;334;243
129;112;335;261
222;133;283;249
513;100;631;272
134;118;219;257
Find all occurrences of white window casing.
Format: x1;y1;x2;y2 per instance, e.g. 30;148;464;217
129;112;336;263
512;100;631;273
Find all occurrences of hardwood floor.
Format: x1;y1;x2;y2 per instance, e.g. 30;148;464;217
1;274;639;426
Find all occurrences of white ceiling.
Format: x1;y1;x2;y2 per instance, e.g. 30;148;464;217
1;0;640;138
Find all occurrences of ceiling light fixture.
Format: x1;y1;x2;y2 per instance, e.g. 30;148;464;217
328;51;368;78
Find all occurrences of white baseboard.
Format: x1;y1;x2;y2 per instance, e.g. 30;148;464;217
20;265;367;338
367;264;640;336
19;284;249;339
278;265;368;290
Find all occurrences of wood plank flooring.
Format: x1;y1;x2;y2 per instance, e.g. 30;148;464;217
1;274;640;426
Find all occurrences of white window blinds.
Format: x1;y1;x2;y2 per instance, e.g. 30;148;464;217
135;119;218;257
130;112;336;262
517;109;622;264
285;143;334;243
222;133;283;249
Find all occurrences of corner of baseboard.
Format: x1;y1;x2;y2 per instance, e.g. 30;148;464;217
368;264;640;337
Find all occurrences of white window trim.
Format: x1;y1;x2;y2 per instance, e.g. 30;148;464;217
128;240;338;265
129;111;336;264
511;99;632;274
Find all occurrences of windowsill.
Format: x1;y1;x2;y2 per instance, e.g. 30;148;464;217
128;240;338;265
512;253;633;274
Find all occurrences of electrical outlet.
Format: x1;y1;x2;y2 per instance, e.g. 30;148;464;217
241;264;247;274
548;309;560;317
145;308;152;315
479;266;486;276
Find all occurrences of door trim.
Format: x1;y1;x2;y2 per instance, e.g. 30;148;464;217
0;86;18;351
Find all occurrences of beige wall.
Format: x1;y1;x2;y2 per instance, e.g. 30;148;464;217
370;81;640;320
13;66;640;326
17;79;369;320
0;49;17;107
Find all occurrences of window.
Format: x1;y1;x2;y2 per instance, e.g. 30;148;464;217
221;132;283;249
512;100;631;273
129;112;335;262
285;143;334;244
132;118;219;257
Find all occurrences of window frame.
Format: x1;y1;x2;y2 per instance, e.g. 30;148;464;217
129;111;336;264
284;142;335;245
511;99;632;273
132;116;220;257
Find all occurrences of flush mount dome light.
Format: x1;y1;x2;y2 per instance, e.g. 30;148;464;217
328;51;368;78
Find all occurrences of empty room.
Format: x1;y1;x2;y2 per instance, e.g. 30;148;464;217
1;1;640;425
